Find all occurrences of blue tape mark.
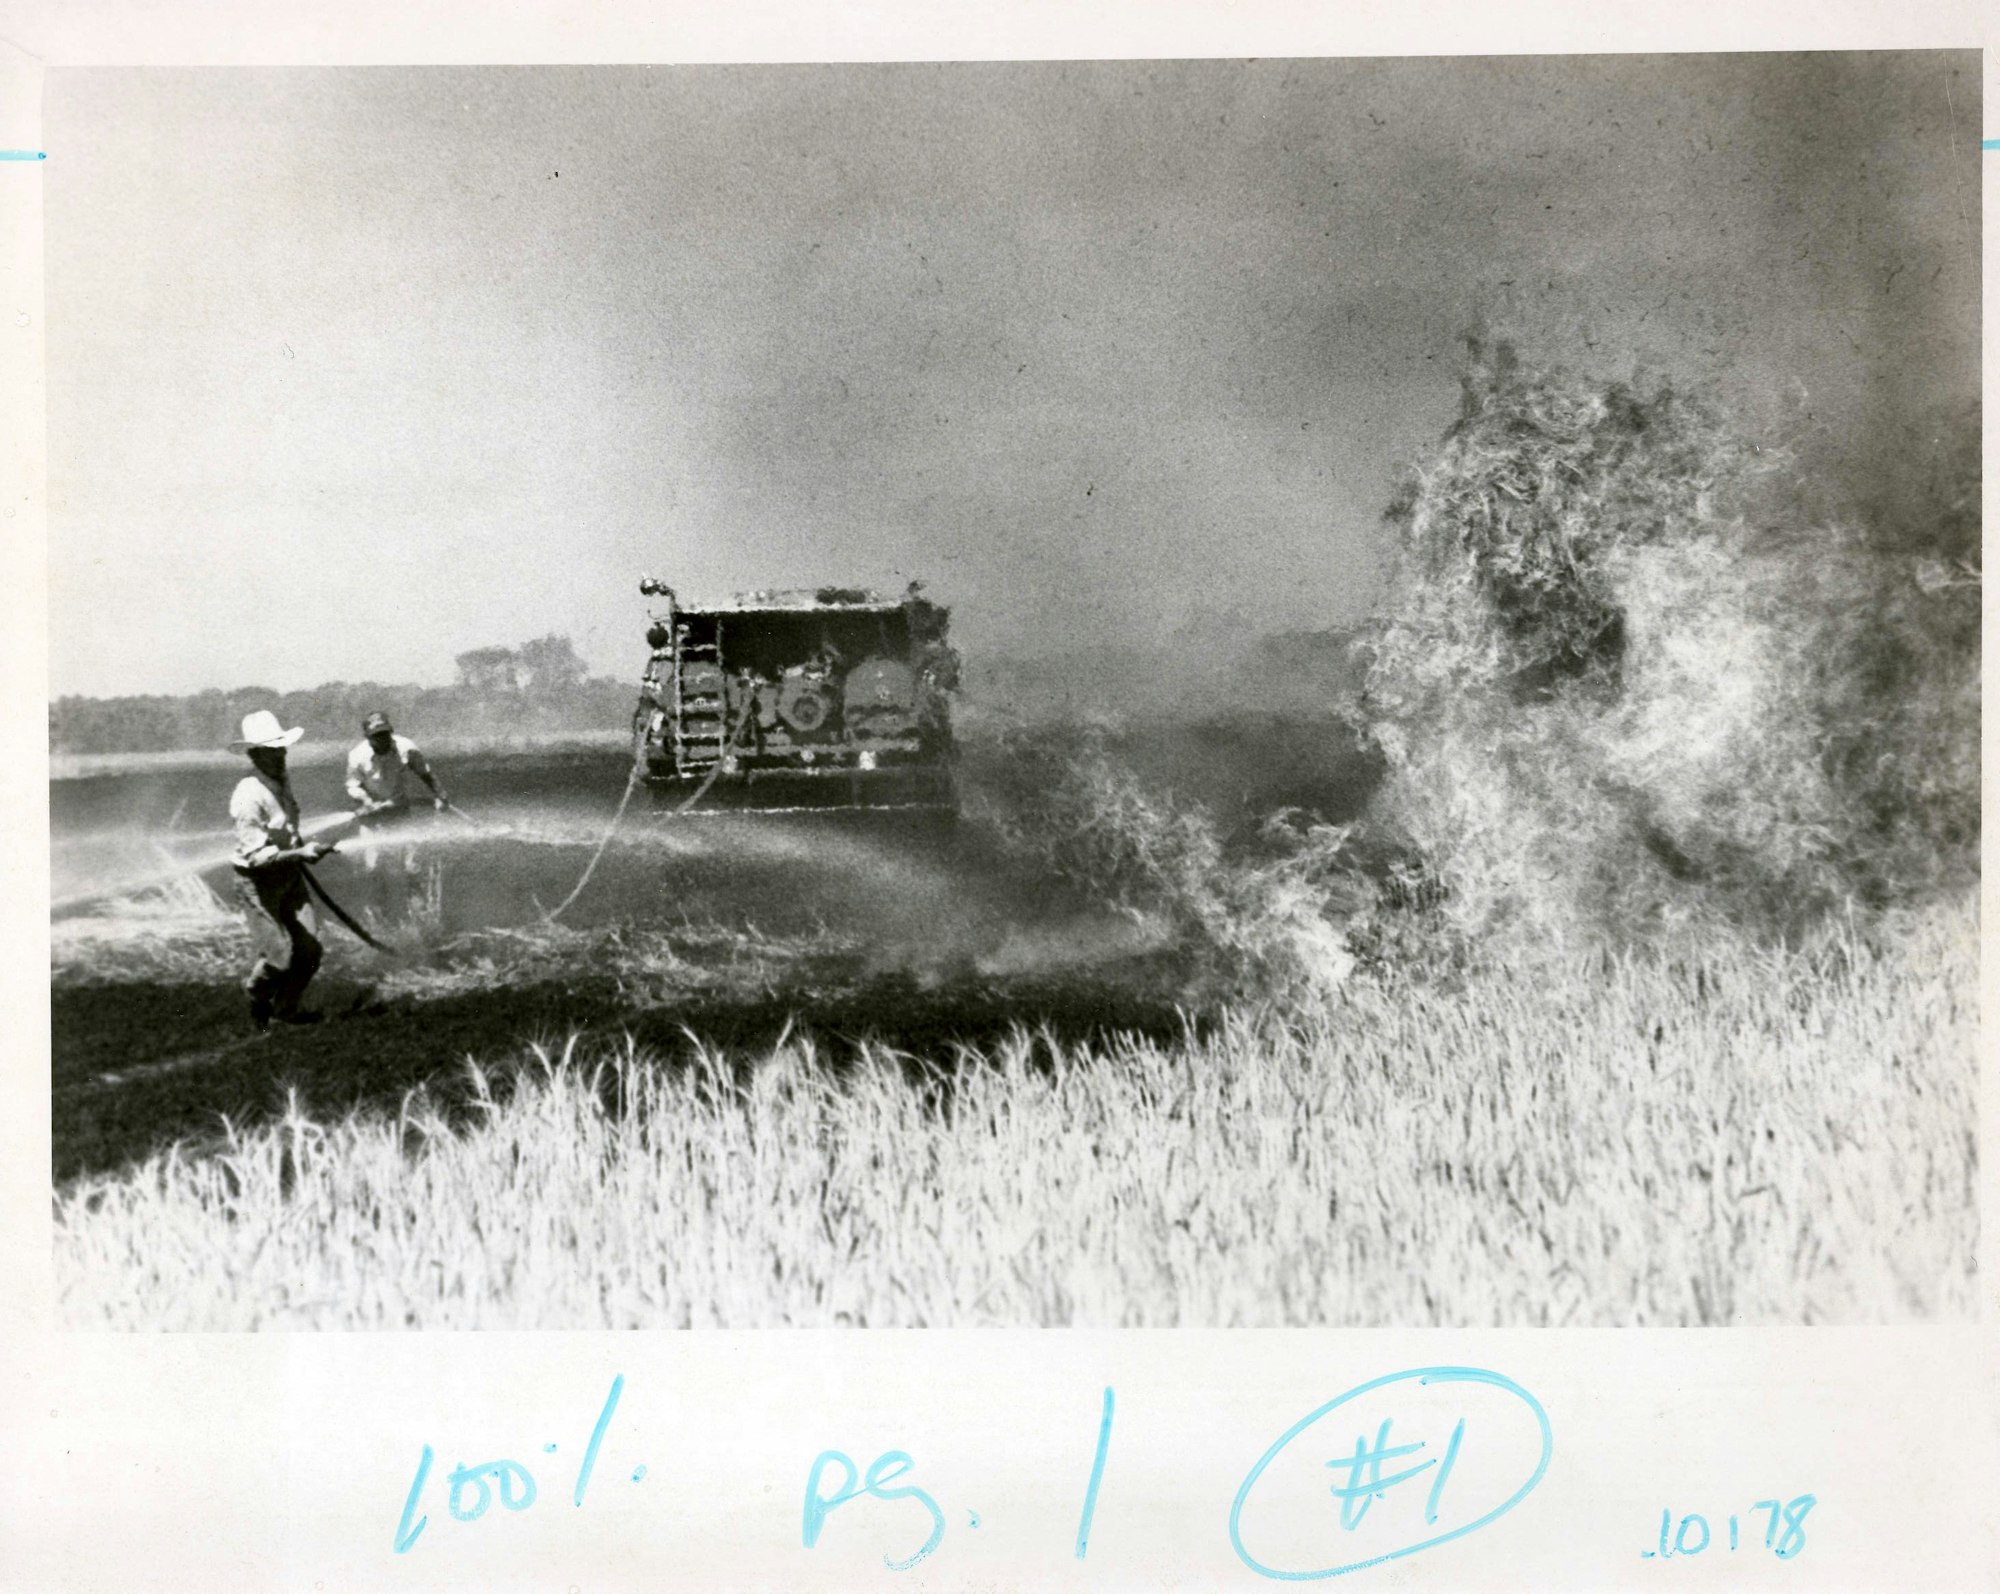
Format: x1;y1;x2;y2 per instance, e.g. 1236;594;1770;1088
0;151;47;161
1984;138;2000;150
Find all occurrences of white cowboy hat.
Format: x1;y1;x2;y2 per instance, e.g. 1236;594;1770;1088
232;709;305;749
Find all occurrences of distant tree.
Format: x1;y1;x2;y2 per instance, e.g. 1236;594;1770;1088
454;645;521;692
514;634;589;696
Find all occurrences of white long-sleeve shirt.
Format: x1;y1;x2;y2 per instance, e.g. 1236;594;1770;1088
345;734;435;809
229;770;304;870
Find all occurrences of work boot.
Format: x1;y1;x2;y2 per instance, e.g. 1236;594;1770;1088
248;992;273;1031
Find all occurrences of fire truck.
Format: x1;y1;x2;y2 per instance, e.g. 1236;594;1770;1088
631;579;959;814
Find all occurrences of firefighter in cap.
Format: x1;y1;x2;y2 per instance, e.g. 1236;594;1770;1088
230;708;336;1028
345;710;448;922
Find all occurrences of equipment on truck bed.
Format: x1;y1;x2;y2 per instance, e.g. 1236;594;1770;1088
630;579;960;814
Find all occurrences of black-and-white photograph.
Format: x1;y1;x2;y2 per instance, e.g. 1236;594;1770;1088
45;54;1978;1330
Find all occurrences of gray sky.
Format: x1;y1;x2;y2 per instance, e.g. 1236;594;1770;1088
45;54;1978;697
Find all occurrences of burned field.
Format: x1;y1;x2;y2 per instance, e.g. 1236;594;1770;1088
53;709;1380;1185
51;741;1197;1184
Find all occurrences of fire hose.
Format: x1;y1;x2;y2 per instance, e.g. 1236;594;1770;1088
298;862;398;953
539;706;756;924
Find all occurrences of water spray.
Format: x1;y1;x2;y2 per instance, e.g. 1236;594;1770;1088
50;810;366;917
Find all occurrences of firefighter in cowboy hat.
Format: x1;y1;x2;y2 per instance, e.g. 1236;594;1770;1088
228;709;337;1028
344;710;449;922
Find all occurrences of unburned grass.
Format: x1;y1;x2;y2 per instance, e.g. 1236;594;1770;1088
52;897;1976;1328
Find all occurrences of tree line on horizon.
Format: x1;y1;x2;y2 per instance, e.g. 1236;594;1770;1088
49;634;636;755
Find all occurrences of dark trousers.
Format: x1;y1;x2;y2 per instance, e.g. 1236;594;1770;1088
234;864;323;1016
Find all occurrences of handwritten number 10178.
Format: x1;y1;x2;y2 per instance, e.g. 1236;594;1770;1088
1643;1496;1816;1561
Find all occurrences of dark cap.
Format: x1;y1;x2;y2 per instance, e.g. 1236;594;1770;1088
362;711;394;735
